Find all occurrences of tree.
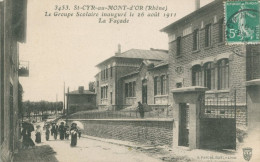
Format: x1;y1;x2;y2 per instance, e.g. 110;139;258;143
57;101;63;112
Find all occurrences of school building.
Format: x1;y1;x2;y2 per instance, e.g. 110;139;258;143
95;45;169;110
160;0;260;149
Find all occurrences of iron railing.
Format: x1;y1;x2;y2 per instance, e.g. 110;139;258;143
200;97;236;119
69;104;173;119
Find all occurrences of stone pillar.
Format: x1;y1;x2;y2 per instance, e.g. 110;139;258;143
171;86;207;150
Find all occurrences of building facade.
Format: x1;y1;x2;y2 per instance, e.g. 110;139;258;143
67;86;96;114
0;0;28;161
121;60;169;108
161;0;252;126
95;46;168;110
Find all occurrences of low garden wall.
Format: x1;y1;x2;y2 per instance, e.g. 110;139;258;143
67;119;174;146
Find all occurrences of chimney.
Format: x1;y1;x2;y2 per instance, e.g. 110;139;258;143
195;0;200;10
115;44;121;56
78;86;84;93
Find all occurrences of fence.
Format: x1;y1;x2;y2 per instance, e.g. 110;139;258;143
69;104;173;119
200;97;236;119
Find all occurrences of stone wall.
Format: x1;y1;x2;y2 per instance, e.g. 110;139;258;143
68;119;173;146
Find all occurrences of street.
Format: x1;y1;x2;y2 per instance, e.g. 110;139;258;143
46;136;161;162
15;131;162;162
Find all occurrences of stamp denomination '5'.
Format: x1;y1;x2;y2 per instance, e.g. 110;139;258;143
225;1;260;44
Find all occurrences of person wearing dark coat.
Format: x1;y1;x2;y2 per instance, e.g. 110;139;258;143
21;122;35;148
59;122;65;140
138;102;145;118
35;125;42;143
70;123;78;147
51;124;58;140
65;125;70;140
45;124;50;141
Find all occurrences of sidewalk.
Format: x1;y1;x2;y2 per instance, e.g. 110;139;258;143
81;135;239;162
14;144;58;162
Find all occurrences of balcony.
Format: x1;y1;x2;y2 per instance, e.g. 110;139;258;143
19;61;29;77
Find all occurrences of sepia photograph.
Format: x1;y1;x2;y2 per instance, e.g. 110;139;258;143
0;0;259;161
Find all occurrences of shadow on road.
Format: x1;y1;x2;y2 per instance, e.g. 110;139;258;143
14;144;58;162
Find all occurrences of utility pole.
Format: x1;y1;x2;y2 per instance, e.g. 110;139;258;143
63;82;65;115
66;87;69;123
56;94;58;119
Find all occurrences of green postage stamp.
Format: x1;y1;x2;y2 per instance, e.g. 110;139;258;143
225;0;260;44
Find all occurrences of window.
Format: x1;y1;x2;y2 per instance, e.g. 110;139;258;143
176;36;181;56
105;68;108;79
204;62;215;90
193;29;199;51
192;65;203;86
125;81;136;97
157;76;161;95
133;81;136;97
129;82;132;97
101;87;103;99
205;24;211;47
154;75;168;95
219;19;225;43
125;83;128;97
110;67;113;77
101;86;108;99
154;77;158;95
218;59;229;90
161;75;167;95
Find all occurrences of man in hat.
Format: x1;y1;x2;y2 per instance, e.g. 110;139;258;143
59;122;65;140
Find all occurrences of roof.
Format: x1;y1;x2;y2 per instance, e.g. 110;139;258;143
96;48;168;67
66;90;96;95
121;70;140;78
116;49;168;60
153;60;169;69
121;60;168;79
160;0;221;33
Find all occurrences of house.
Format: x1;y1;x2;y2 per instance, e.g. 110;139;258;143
95;45;168;110
0;0;28;161
66;86;96;114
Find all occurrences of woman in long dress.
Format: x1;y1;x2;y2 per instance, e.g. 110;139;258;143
35;125;42;143
45;124;50;141
70;123;78;147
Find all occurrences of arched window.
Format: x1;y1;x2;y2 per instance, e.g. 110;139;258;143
204;62;215;90
192;65;203;86
218;59;229;90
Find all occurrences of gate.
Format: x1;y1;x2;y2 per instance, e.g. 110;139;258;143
200;94;236;150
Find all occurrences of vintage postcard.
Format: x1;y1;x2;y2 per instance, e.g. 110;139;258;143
0;0;260;162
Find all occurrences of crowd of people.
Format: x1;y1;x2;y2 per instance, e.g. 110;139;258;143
21;121;82;148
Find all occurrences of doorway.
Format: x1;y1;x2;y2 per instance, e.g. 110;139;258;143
179;103;189;147
142;79;147;104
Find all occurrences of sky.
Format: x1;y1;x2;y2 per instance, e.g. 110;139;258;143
19;0;213;102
